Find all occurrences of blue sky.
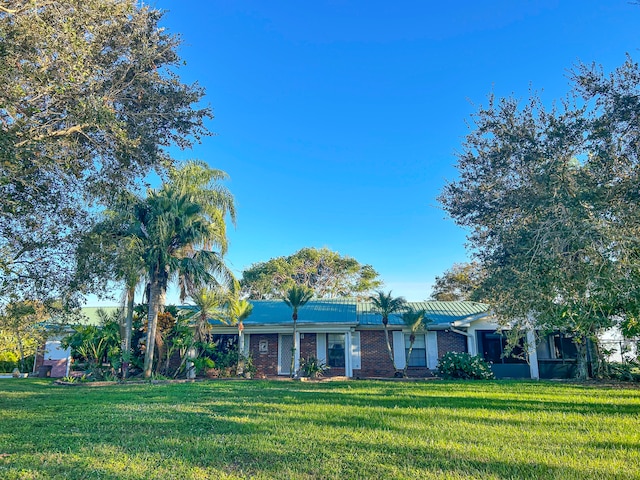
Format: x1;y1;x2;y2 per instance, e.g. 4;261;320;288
96;1;639;304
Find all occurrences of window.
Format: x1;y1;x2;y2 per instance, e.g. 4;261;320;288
405;334;427;367
477;330;526;364
552;333;578;360
327;333;345;368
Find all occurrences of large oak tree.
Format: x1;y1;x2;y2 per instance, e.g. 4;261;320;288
241;247;382;299
0;0;211;302
439;57;640;378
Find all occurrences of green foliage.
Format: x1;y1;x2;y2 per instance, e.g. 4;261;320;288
0;300;48;372
299;357;329;378
369;290;407;373
431;262;486;301
437;352;495;380
601;361;640;383
439;57;640;379
0;0;211;301
241;247;382;299
62;318;121;375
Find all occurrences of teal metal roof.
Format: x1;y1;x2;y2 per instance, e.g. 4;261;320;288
243;299;357;325
198;299;489;328
357;301;489;326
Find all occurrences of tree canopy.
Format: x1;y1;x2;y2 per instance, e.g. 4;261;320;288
439;56;640;377
0;0;211;302
430;262;486;302
241;247;382;299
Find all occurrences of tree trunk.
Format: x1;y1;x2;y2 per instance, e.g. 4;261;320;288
15;329;26;373
144;272;167;379
237;325;245;376
576;340;589;381
382;323;398;373
404;338;415;378
122;285;134;379
155;329;165;375
290;317;297;378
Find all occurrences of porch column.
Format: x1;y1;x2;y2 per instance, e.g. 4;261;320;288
238;330;245;356
294;331;301;374
345;331;353;378
527;329;540;380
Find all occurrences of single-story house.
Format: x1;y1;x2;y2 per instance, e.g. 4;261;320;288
207;299;584;379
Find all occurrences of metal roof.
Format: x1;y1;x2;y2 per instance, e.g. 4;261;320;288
201;299;489;328
206;298;358;326
357;300;489;326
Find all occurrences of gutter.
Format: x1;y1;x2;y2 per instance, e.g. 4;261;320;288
449;326;476;356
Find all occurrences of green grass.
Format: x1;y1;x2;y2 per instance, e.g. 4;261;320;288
0;379;638;479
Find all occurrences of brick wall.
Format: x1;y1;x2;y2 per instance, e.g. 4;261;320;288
299;333;316;361
356;330;397;378
43;359;68;378
250;333;279;376
437;331;467;358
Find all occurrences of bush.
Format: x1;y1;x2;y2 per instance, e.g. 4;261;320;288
437;352;495;380
602;361;640;382
299;357;329;378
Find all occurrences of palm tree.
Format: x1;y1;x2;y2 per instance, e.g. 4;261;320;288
139;187;234;378
75;200;146;379
401;309;429;378
369;290;407;376
226;289;254;375
177;286;228;378
283;285;313;378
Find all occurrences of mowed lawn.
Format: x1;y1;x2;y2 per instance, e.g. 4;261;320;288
0;379;638;479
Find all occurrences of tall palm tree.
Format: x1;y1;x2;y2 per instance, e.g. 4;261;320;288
401;309;429;378
226;289;254;375
369;290;407;375
177;286;228;378
138;187;234;378
283;285;313;378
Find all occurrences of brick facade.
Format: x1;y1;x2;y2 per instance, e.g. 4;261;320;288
247;329;469;379
249;333;279;376
299;333;316;361
356;330;397;378
437;330;467;358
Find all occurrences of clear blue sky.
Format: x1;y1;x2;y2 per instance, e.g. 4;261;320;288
94;0;639;305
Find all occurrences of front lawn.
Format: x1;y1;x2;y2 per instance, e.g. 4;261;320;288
0;379;638;479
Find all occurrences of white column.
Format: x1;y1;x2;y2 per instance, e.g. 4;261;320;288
316;333;327;364
426;332;438;369
351;331;361;370
238;331;245;356
392;331;406;370
294;331;301;373
527;329;540;380
345;331;353;378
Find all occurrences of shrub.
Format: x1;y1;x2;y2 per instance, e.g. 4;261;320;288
299;357;329;379
602;361;640;382
437;352;495;380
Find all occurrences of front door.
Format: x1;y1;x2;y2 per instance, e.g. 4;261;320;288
279;334;293;375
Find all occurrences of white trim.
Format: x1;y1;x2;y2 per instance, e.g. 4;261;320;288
345;331;352;378
295;331;301;373
351;331;361;370
392;331;406;369
426;331;438;369
527;329;539;380
243;333;251;357
316;333;327;364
